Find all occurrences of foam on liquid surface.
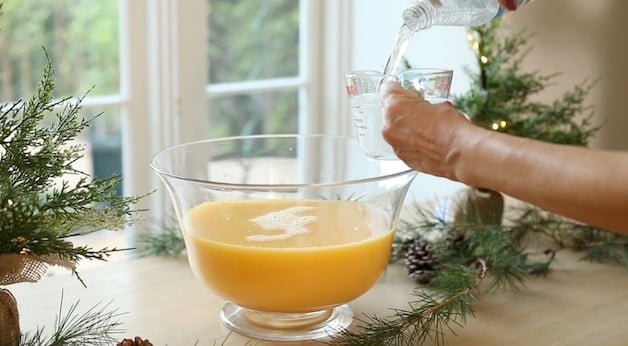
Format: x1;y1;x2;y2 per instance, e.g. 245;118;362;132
247;206;316;241
185;199;389;249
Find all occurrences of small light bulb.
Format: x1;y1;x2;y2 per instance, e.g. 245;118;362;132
480;56;489;64
500;120;507;128
491;123;499;130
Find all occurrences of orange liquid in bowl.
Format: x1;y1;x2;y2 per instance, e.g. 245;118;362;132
184;199;394;313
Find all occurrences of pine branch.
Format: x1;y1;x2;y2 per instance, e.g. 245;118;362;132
508;204;628;266
136;216;186;257
0;52;146;267
328;260;486;346
361;193;619;345
452;20;601;146
20;292;126;346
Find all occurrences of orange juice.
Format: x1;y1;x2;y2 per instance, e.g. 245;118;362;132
184;199;394;313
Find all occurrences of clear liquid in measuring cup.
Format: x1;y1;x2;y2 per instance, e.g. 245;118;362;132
348;93;396;160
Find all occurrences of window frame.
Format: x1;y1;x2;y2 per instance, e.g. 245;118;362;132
116;0;354;217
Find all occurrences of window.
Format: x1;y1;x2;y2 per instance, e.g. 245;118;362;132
1;0;352;239
207;0;301;138
205;0;353;139
123;0;353;218
0;1;120;98
0;0;124;195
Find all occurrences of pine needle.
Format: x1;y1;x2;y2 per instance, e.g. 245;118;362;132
328;261;486;346
0;50;147;280
20;291;126;345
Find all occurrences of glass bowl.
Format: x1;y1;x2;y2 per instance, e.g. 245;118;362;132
151;134;416;341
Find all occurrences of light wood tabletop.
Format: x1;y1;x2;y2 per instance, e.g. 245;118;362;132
10;249;628;345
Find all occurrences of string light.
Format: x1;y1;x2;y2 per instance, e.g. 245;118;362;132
491;120;508;131
467;32;480;54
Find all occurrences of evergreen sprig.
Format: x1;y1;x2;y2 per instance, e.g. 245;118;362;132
329;260;486;346
508;204;628;265
0;53;145;269
19;292;126;346
333;195;623;345
452;18;602;146
398;202;556;288
136;216;185;258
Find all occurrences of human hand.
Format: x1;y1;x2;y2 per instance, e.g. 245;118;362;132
379;81;475;180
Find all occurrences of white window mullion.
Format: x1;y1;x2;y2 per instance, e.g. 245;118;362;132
174;0;209;144
302;0;354;136
121;0;208;220
324;0;354;137
120;0;153;215
299;0;354;182
299;0;319;135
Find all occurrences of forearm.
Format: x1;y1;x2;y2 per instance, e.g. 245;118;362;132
454;126;628;233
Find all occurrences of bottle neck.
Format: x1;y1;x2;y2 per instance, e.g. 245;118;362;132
402;1;435;32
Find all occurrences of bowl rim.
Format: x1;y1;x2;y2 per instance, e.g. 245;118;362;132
150;133;416;190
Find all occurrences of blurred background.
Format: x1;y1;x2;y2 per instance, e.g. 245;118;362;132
1;0;626;247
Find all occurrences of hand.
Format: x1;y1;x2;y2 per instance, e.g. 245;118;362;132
379;81;476;180
379;83;628;234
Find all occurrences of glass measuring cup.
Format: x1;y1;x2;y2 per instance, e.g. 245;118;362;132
344;68;453;160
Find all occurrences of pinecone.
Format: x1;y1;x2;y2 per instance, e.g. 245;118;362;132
403;236;439;284
117;336;154;346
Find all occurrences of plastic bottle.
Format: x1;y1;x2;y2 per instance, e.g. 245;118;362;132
403;0;533;31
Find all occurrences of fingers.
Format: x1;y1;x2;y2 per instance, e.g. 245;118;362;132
378;81;425;100
379;81;429;119
379;80;404;96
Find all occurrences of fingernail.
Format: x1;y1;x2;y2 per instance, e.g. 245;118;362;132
505;0;518;11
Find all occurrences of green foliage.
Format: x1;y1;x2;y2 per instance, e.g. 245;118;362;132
329;259;486;346
0;54;143;267
334;194;625;345
452;19;602;145
136;217;186;257
509;204;628;264
208;0;300;138
396;202;556;289
0;0;119;99
1;0;300;140
208;0;299;83
20;293;125;346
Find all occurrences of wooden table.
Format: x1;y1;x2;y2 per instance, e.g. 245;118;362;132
10;250;628;345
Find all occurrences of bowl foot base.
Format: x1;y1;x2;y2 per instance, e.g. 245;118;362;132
220;302;353;341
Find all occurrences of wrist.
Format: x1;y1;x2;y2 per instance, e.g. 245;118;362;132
448;123;493;187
